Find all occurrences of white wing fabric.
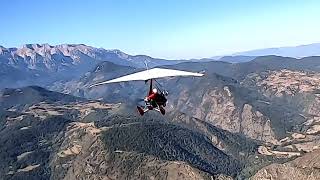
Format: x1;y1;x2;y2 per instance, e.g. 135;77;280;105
90;68;204;87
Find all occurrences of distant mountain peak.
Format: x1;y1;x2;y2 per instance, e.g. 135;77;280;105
232;43;320;58
0;43;189;88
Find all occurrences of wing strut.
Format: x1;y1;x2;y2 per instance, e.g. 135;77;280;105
148;79;153;96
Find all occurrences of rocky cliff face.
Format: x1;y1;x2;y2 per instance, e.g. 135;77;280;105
242;69;320;139
171;86;278;144
163;74;280;145
252;149;320;180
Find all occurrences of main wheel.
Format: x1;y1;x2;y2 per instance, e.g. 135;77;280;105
137;106;145;116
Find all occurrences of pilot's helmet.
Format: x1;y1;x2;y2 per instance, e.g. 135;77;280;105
152;88;158;93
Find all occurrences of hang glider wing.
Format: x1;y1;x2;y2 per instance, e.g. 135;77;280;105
90;68;204;87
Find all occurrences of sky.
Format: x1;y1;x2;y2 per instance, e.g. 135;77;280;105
1;0;320;59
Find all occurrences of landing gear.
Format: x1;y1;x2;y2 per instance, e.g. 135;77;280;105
136;105;165;116
137;106;145;116
159;106;165;115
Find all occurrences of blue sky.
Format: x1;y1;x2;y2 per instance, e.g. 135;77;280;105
1;0;320;59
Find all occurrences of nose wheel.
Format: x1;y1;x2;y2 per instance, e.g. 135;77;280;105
160;106;165;115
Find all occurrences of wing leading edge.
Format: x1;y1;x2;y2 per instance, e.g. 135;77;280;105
90;68;204;87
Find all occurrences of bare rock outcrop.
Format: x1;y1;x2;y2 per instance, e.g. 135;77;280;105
251;150;320;180
172;86;278;144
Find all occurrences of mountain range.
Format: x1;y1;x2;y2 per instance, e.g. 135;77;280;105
210;43;320;63
2;43;320;89
232;43;320;58
0;44;186;88
2;43;320;179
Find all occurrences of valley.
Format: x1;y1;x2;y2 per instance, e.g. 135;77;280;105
1;44;320;179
